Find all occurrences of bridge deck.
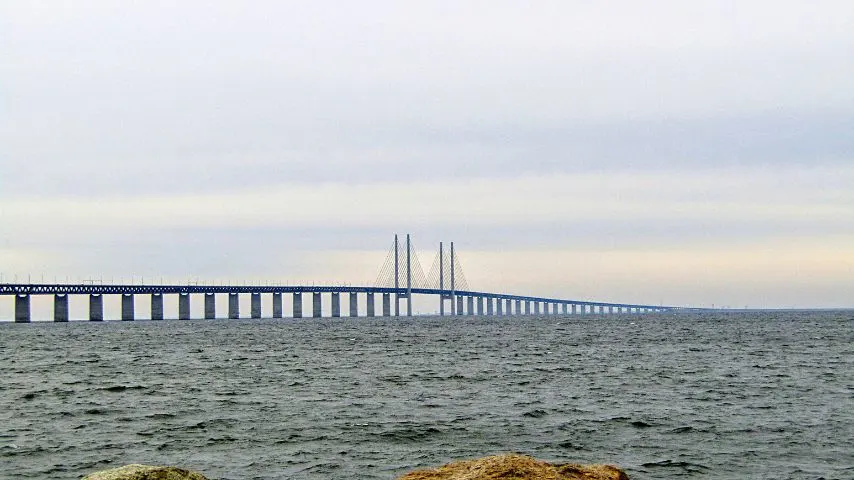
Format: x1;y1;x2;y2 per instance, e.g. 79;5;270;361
0;283;676;310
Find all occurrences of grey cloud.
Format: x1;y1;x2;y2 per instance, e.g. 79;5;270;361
3;1;853;196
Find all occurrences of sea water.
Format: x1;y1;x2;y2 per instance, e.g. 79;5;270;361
1;311;852;479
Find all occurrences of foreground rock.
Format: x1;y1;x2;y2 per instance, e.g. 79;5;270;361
81;464;209;480
397;454;629;480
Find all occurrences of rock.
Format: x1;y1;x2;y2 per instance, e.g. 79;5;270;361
81;464;209;480
397;454;630;480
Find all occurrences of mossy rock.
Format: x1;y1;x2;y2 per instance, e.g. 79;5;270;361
82;464;209;480
397;454;629;480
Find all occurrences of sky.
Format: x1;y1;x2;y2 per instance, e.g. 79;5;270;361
2;1;853;318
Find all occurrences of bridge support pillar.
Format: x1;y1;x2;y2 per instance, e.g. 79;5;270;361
349;292;358;317
571;304;577;315
15;294;31;323
495;299;502;315
467;296;474;315
251;293;262;319
476;297;484;315
382;293;390;317
89;294;103;321
54;294;69;322
486;298;494;315
205;293;216;319
293;293;302;318
179;293;191;320
312;292;322;318
272;293;283;318
227;293;239;319
456;296;464;315
562;303;568;314
367;292;375;317
121;294;134;321
514;299;520;315
331;292;340;318
151;294;163;320
524;301;531;315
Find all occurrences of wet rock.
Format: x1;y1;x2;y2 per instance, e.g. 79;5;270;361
397;454;629;480
81;464;209;480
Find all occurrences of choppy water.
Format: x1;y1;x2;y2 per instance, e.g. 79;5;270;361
1;311;852;480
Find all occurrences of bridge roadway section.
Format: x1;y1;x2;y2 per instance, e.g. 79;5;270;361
1;283;678;322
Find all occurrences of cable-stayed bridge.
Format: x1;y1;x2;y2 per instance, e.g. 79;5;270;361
0;234;685;322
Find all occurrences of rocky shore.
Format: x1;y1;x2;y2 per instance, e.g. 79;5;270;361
398;454;629;480
82;455;630;479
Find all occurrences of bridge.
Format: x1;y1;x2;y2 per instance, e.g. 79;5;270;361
1;235;682;322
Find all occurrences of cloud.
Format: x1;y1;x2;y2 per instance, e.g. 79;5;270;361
2;1;853;196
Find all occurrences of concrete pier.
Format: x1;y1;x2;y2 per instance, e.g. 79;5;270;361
272;293;283;318
15;294;31;323
457;296;464;315
515;299;521;315
89;294;103;321
477;297;484;315
467;296;474;315
121;294;134;321
312;292;322;318
382;293;390;317
367;292;375;317
331;292;340;318
349;292;358;317
571;304;577;314
394;293;403;317
251;293;261;319
205;293;216;319
228;293;239;319
496;298;502;315
487;298;494;315
179;293;190;320
293;292;302;318
151;294;164;320
54;294;69;322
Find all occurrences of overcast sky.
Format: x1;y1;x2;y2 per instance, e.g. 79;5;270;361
2;1;853;317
